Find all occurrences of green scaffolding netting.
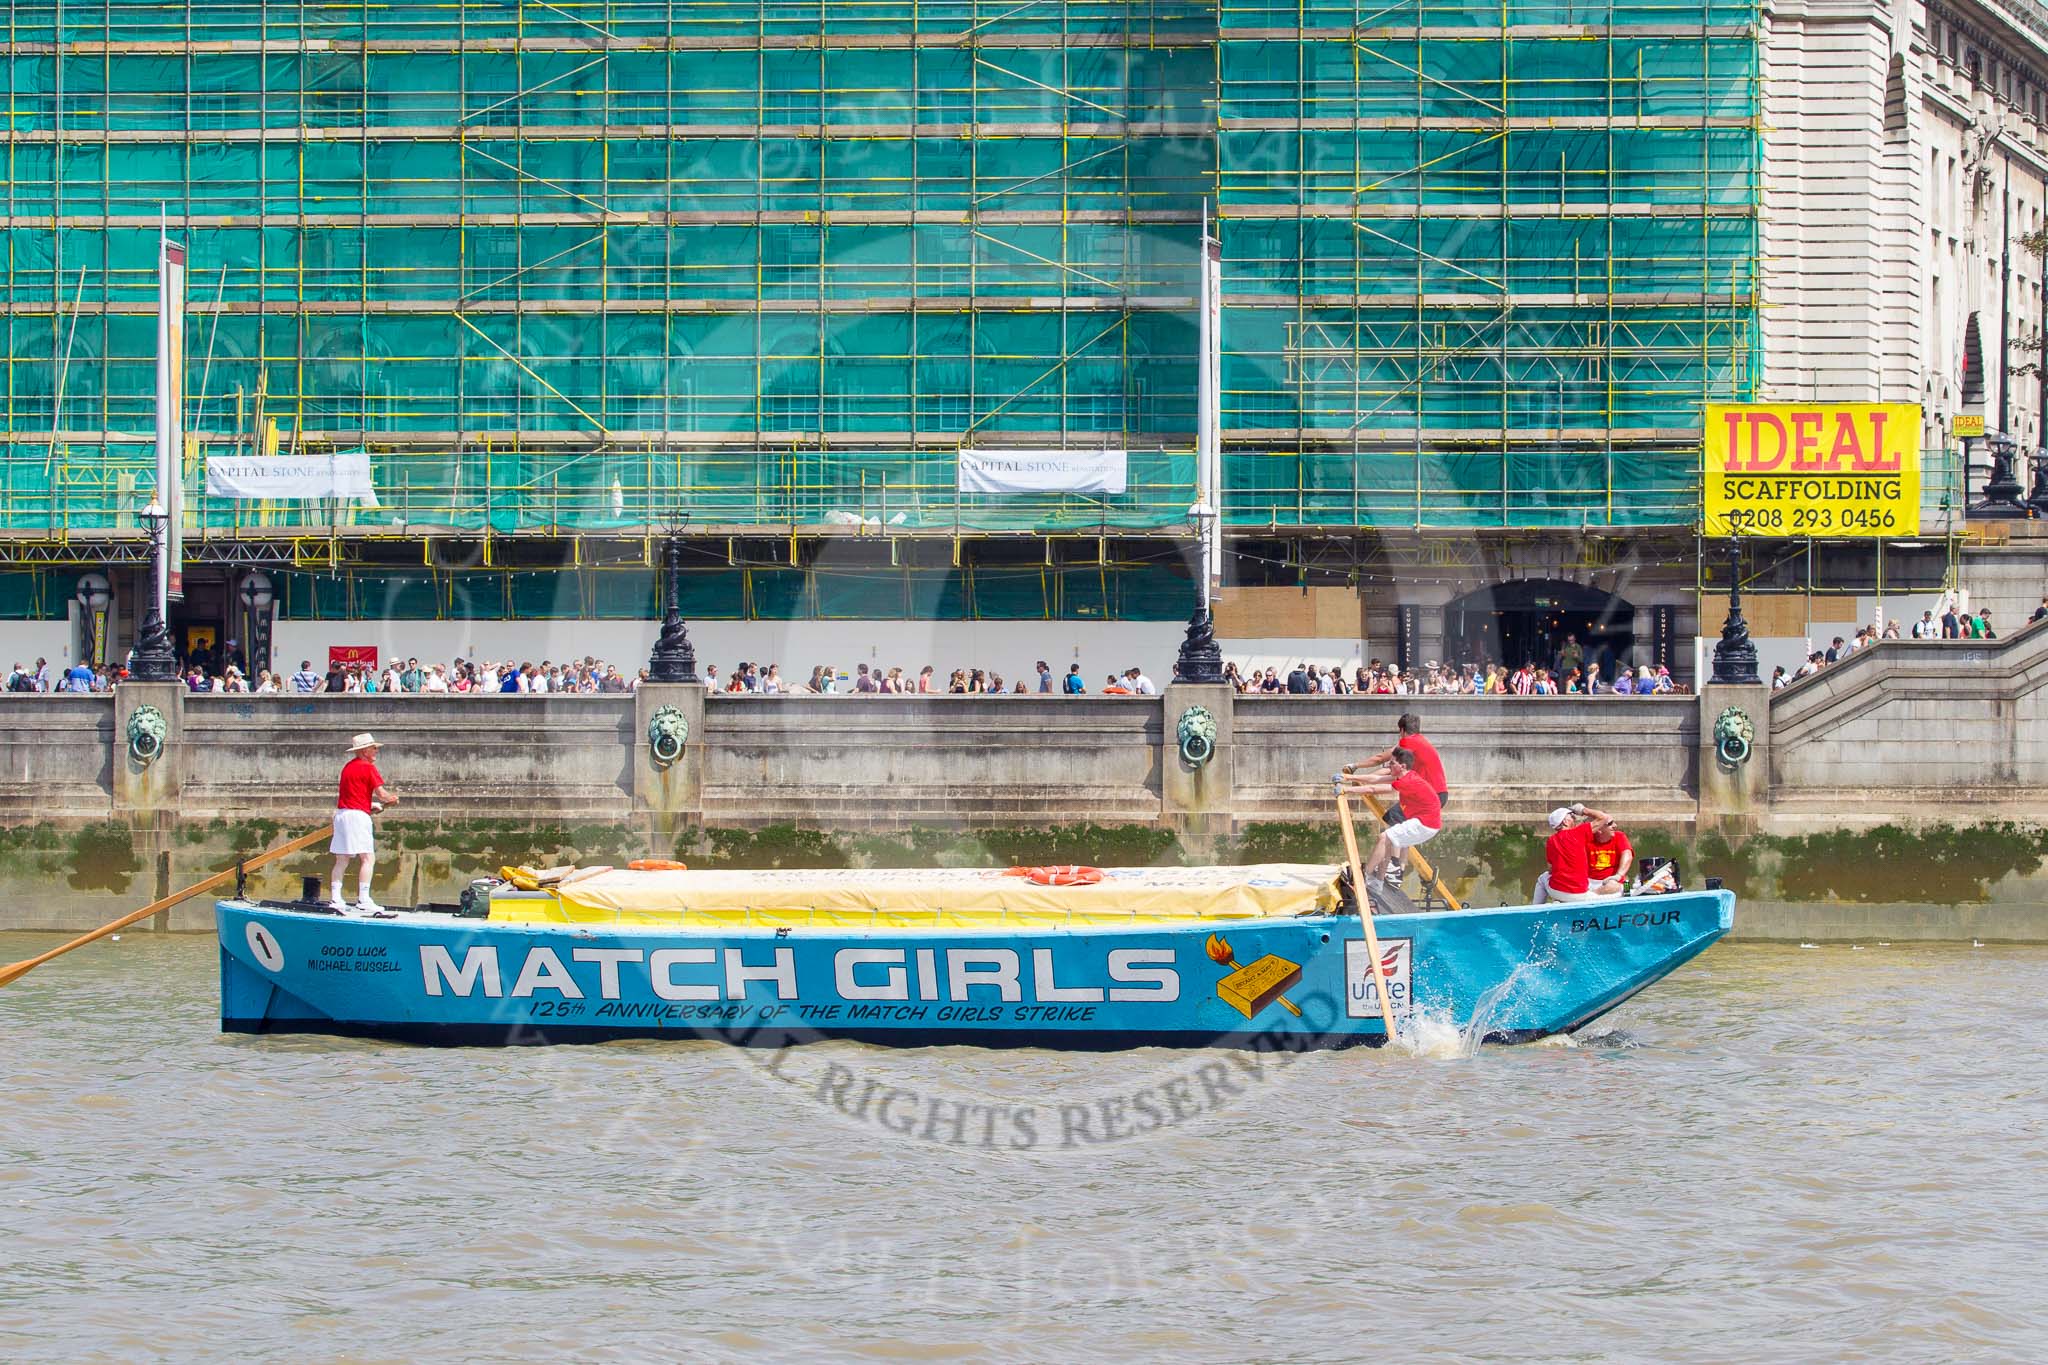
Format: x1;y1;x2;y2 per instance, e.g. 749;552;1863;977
1;0;1759;538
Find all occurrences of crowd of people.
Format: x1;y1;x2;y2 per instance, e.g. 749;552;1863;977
1227;657;1683;696
273;656;642;694
1773;623;1897;688
706;660;1159;695
8;598;2040;697
1768;595;2033;688
1;657;119;693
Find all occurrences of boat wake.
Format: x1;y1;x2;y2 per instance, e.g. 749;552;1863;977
1572;1025;1644;1049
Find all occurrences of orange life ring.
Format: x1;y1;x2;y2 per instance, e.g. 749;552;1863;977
1022;864;1103;886
627;858;688;871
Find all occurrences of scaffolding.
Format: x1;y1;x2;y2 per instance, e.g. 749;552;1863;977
0;0;1759;552
1217;0;1761;527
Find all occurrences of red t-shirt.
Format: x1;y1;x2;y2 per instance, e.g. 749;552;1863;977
1399;733;1447;794
1390;771;1442;830
1587;829;1633;882
1545;822;1595;894
337;756;383;812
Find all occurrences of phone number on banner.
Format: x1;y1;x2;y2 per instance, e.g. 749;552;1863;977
1721;500;1905;535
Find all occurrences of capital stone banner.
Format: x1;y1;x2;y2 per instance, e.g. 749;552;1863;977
206;452;381;505
957;447;1128;496
1703;403;1920;537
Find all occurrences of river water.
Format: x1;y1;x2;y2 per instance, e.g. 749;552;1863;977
2;932;2043;1362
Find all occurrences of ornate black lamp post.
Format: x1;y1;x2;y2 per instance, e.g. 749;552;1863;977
1173;500;1225;684
238;571;274;674
647;509;700;683
130;497;179;681
1970;430;2028;517
2029;443;2048;517
1708;541;1760;686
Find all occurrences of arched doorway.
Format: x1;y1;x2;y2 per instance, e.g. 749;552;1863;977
1442;578;1635;680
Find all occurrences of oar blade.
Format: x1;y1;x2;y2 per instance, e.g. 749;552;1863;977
0;825;328;988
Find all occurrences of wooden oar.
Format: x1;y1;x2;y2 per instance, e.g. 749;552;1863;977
1335;793;1400;1041
1356;788;1464;913
0;826;329;988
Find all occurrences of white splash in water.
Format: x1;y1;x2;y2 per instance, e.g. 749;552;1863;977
1395;946;1558;1060
1399;1008;1472;1060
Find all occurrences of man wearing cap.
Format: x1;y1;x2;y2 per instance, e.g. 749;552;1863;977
330;732;399;915
1533;803;1617;904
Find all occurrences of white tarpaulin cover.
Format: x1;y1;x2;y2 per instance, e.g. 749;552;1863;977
205;453;380;505
957;447;1127;495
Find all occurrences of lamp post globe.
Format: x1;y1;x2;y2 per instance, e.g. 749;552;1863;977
239;571;275;673
75;572;111;669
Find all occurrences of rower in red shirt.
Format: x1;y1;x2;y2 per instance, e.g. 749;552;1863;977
1341;747;1442;886
1343;712;1449;823
1534;804;1618;903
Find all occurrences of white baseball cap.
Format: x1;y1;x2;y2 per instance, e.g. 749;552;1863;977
1548;807;1574;830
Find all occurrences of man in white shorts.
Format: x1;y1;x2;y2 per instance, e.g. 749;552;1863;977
1342;747;1442;884
331;732;400;915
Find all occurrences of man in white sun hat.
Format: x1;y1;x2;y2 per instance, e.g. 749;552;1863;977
330;732;400;915
1532;803;1618;904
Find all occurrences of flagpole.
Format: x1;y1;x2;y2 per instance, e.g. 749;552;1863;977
155;206;187;611
1195;200;1214;611
1196;199;1224;608
154;210;169;626
1174;202;1227;685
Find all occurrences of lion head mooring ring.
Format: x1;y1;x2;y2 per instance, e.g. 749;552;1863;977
647;705;689;768
1713;706;1754;770
126;703;168;767
1176;705;1218;768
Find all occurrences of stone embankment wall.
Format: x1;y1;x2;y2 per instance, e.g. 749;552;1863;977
3;625;2048;936
2;687;1707;830
1769;615;2048;825
4;619;2047;834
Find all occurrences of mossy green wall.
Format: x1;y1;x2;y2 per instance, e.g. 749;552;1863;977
3;816;2047;938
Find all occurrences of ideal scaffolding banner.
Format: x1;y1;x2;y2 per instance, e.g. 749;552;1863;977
206;452;381;505
1703;403;1921;538
957;448;1128;496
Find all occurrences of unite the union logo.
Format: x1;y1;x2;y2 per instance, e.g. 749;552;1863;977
1343;939;1413;1019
